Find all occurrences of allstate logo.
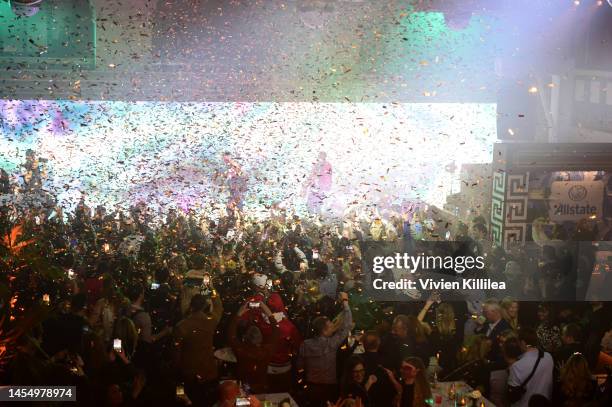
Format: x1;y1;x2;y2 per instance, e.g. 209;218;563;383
568;185;588;202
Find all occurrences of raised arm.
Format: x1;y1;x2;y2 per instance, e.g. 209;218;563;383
329;292;353;349
294;246;307;262
210;286;224;325
259;302;282;351
227;305;246;350
417;296;435;323
274;250;287;273
383;367;403;394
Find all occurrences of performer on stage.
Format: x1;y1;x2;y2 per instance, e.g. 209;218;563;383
217;152;248;211
303;151;332;215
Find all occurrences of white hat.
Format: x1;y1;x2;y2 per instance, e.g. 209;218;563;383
252;273;268;289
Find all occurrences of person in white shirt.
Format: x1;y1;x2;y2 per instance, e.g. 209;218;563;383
507;327;554;407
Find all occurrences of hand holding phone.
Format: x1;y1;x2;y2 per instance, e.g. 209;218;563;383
113;338;122;351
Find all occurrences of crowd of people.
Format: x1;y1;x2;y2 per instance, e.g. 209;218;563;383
2;164;612;407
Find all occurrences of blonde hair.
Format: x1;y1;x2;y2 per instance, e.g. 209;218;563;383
435;303;456;336
500;297;519;330
458;335;491;364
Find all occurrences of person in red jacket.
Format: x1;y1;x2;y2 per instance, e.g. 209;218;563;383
229;301;281;393
241;273;303;393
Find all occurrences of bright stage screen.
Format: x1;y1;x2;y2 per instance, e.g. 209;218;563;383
0;101;497;218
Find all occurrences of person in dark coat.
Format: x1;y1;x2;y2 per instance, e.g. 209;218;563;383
475;299;512;364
